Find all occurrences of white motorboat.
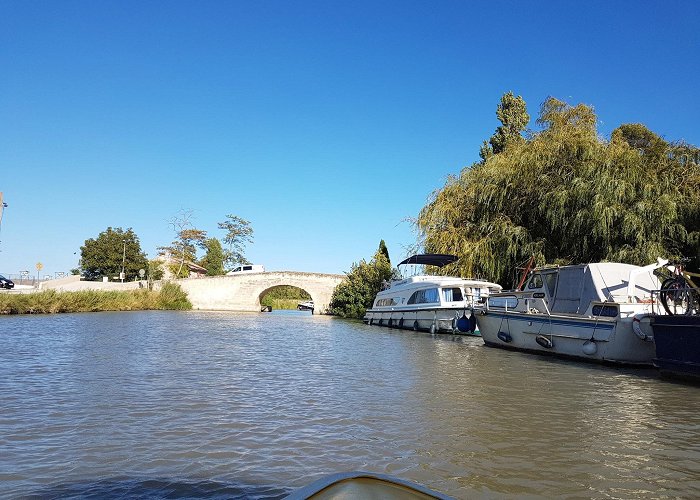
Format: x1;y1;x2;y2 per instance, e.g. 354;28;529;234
297;300;315;311
363;254;501;335
475;259;669;365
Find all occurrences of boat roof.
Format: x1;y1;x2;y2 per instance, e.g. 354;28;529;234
533;262;660;313
398;254;458;267
377;275;502;296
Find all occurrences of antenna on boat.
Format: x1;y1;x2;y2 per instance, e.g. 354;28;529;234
515;256;535;290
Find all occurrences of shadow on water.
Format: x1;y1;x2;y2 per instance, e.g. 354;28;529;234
26;477;290;500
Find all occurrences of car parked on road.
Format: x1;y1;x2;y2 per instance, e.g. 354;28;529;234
0;275;14;289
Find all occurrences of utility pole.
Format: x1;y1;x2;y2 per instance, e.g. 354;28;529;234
0;191;5;227
0;191;6;251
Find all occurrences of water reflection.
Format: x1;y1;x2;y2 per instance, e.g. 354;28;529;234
0;311;698;499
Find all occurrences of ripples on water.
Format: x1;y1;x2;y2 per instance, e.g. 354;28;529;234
0;310;698;499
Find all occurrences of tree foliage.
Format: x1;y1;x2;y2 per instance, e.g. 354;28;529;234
479;91;530;161
158;210;207;278
218;214;253;268
378;239;391;264
80;227;148;281
199;237;226;276
418;94;700;286
329;242;397;318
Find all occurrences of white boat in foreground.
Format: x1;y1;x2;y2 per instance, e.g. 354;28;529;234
363;254;501;335
285;471;452;499
476;259;668;365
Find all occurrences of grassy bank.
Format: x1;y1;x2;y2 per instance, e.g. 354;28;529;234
0;282;191;314
261;298;306;310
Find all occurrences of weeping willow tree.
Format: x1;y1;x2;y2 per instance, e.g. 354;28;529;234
417;94;700;286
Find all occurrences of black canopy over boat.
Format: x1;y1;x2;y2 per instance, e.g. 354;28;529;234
397;254;458;268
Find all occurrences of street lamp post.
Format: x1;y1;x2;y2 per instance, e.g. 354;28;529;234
121;240;126;283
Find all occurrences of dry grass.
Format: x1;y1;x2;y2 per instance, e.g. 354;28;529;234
0;282;191;315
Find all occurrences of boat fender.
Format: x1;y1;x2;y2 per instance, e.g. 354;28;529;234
378;319;383;326
455;313;471;333
429;323;437;335
387;318;393;328
582;339;597;355
413;321;419;331
632;314;652;341
469;314;477;332
369;318;373;326
497;331;512;343
398;318;404;328
535;335;553;349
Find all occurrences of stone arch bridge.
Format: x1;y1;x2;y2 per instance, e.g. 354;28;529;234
175;271;345;314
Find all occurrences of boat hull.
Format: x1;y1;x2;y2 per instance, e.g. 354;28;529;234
651;315;700;380
476;310;656;365
364;307;479;336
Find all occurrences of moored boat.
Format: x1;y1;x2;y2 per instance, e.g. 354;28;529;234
363;254;501;335
650;310;700;381
475;259;668;365
297;300;315;311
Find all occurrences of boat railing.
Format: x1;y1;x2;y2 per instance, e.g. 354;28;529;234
485;295;518;312
524;296;551;316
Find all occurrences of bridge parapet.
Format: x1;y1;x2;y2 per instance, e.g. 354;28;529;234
175;271;344;314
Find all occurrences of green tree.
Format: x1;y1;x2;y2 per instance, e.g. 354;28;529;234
147;259;164;281
218;214;253;268
199;237;226;276
80;227;148;281
418;95;700;286
378;239;391;264
329;243;397;319
479;91;530;161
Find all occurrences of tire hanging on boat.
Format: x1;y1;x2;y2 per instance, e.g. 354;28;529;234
535;335;553;349
455;312;471;332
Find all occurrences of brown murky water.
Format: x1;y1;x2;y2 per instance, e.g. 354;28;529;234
1;310;698;498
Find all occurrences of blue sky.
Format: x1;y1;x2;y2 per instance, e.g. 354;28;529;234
2;1;699;277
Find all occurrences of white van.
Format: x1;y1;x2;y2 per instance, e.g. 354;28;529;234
226;264;265;275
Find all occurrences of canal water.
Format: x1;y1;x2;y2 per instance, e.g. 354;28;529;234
1;310;698;499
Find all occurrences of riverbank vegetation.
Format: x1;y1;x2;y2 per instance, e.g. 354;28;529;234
329;240;396;318
417;93;700;286
0;282;191;315
260;285;311;310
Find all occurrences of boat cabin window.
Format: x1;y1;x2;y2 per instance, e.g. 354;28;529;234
375;298;398;307
527;273;543;289
408;288;440;305
592;304;618;317
544;273;557;296
442;287;463;302
465;287;483;300
488;296;518;308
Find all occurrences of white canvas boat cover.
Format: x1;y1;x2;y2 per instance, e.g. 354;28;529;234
550;263;660;314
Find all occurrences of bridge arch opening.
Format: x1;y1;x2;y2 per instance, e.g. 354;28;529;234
259;285;314;312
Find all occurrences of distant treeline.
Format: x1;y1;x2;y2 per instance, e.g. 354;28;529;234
0;282;191;314
261;285;311;310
